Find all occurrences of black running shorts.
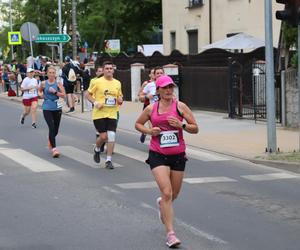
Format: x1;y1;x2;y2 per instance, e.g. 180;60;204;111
146;150;187;171
93;118;117;133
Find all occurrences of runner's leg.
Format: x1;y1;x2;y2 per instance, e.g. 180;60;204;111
151;165;174;233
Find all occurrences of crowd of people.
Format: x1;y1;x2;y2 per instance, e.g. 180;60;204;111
1;55;199;248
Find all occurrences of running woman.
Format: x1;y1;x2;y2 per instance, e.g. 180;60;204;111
20;68;39;128
87;61;123;169
135;75;198;248
38;66;66;158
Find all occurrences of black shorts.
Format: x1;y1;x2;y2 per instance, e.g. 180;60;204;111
146;150;187;171
93;118;117;133
64;82;75;94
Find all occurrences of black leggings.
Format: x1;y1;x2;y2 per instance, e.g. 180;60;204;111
43;110;62;148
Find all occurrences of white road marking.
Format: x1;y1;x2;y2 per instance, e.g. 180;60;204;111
114;144;148;163
116;181;157;189
116;177;237;189
102;186;122;194
141;202;228;245
0;148;64;172
59;146;123;168
241;172;299;181
186;147;230;162
0;172;3;175
0;139;8;145
184;177;237;184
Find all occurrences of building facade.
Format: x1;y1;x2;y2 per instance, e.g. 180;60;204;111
162;0;283;55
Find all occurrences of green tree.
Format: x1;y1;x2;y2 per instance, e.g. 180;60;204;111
282;24;297;68
0;0;162;60
77;0;162;53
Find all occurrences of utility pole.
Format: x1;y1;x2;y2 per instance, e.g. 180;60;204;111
58;0;63;63
72;0;77;60
264;0;277;153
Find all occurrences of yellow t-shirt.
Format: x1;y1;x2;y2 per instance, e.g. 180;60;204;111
88;76;122;120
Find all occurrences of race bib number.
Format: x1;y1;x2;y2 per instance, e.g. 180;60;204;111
159;130;179;148
28;89;37;95
105;96;116;106
55;98;64;109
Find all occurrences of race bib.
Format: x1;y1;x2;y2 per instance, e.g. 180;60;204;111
55;98;64;109
105;96;116;106
159;130;179;148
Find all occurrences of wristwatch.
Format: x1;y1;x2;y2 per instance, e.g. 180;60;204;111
182;123;186;129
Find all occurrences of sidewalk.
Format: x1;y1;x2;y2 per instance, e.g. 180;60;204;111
2;92;299;169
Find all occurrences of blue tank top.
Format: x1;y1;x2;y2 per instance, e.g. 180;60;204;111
42;80;61;111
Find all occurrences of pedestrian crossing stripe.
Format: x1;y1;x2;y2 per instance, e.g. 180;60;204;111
183;177;237;184
59;146;123;168
241;172;299;181
0;148;65;172
114;144;148;163
116;181;157;189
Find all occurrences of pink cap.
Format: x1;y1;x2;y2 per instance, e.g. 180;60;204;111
156;75;176;88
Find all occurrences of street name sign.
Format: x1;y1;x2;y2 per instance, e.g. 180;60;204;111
35;34;71;43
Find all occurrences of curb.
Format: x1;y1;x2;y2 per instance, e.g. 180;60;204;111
250;159;300;174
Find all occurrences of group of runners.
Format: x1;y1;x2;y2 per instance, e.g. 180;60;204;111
18;60;199;248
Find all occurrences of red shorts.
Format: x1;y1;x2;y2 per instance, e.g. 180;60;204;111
22;97;38;106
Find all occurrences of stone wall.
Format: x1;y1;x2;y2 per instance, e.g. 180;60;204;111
285;69;298;128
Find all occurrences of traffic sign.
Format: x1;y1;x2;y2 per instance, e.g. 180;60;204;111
8;32;22;45
35;34;71;43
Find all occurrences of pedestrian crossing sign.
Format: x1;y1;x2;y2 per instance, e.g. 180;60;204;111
8;32;22;45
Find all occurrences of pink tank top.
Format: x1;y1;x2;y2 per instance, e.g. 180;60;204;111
149;100;186;155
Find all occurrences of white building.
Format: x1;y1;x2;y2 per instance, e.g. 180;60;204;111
162;0;283;54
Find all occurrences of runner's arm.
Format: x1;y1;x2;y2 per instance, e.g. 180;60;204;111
56;81;66;98
135;105;161;136
177;102;199;134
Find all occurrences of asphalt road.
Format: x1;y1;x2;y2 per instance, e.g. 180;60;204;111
0;98;300;250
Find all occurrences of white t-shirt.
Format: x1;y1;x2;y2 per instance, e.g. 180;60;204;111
143;81;158;104
21;77;38;99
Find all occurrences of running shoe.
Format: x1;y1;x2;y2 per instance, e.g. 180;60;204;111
100;142;105;153
20;115;25;124
52;148;60;158
166;231;181;248
66;107;75;113
156;197;164;224
140;133;146;143
93;146;100;163
31;123;37;129
105;161;114;169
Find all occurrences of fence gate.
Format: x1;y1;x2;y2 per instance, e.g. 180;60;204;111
229;61;281;122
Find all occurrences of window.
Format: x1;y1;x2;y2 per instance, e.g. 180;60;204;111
187;30;198;54
170;32;176;51
189;0;204;8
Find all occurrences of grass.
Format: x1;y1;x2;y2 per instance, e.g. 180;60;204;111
257;151;300;163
